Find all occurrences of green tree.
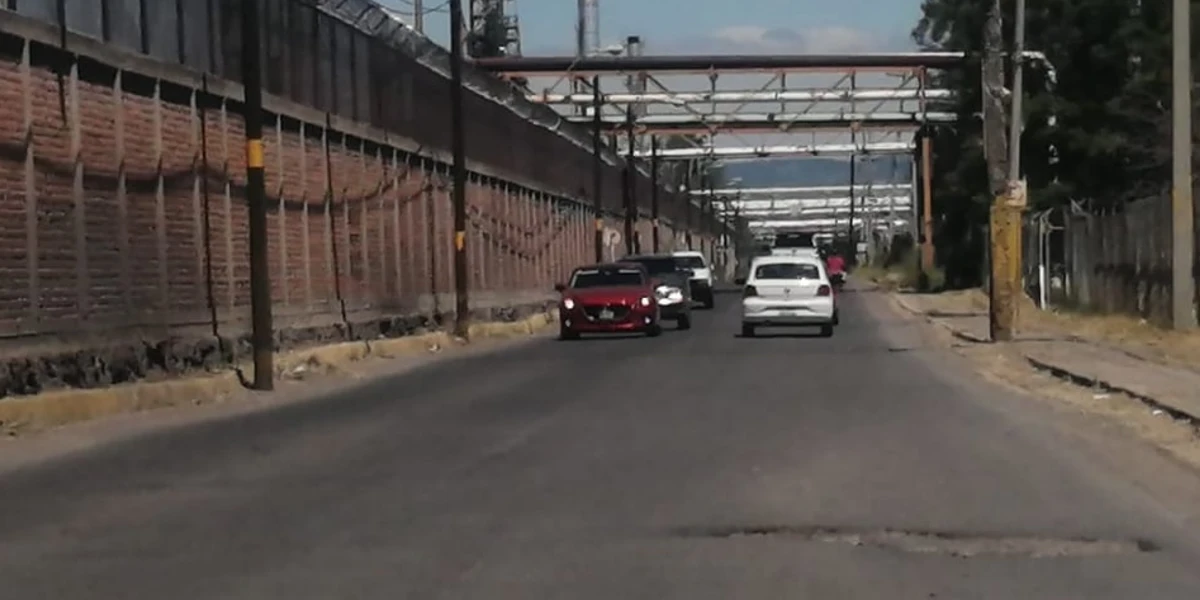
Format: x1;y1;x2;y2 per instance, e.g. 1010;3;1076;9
911;0;1176;287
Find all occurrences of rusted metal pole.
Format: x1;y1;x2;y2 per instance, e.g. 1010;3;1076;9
242;0;273;390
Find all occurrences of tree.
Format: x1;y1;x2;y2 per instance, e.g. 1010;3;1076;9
911;0;1179;287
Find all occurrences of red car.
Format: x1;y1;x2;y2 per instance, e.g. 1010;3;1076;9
554;263;663;340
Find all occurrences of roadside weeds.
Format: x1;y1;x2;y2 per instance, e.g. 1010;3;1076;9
0;311;557;438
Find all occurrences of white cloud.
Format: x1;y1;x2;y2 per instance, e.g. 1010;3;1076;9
706;25;879;54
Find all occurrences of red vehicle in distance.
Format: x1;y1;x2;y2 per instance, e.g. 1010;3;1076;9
554;263;663;340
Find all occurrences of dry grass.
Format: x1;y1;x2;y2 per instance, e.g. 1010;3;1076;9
907;286;1200;369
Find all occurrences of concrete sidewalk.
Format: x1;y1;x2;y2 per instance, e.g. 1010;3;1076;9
893;292;1200;422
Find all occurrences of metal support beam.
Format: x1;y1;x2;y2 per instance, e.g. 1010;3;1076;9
722;197;913;211
747;218;904;229
650;136;660;252
624;109;636;255
569;112;957;125
591;76;604;261
529;89;956;105
696;184;912;196
735;205;910;218
476;51;1056;76
637;142;914;160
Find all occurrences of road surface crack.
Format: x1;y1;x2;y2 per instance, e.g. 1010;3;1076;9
671;525;1158;558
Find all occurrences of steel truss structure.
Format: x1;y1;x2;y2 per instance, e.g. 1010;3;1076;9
472;53;1020;244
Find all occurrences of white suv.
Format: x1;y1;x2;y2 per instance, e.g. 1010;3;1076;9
736;255;836;338
672;250;715;309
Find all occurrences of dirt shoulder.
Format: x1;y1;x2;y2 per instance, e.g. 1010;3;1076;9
880;285;1200;476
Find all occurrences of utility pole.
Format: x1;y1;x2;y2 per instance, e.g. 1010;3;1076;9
241;0;273;390
983;0;1020;341
449;0;470;338
592;76;604;262
1172;0;1196;329
650;136;660;252
414;0;424;32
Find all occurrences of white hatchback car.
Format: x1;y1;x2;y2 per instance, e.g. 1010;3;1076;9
737;255;836;338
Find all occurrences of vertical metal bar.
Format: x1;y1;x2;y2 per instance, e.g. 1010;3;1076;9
242;0;274;390
592;76;604;261
1008;0;1025;181
650;136;660;252
449;0;470;337
623;109;635;256
920;71;935;272
1172;0;1196;328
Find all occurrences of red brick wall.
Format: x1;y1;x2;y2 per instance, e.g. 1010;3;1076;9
0;26;714;393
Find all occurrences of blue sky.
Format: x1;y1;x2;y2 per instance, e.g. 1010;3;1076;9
379;0;922;54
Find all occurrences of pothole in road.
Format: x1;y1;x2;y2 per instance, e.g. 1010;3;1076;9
672;525;1159;558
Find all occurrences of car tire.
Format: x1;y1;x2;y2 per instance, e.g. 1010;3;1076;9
741;323;755;337
646;323;663;337
833;310;840;326
559;328;580;341
676;313;692;330
819;323;834;338
702;294;715;310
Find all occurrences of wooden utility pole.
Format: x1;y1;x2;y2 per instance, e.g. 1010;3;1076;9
982;0;1022;341
1172;0;1196;329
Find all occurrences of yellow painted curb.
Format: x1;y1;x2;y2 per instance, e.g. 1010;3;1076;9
0;309;558;436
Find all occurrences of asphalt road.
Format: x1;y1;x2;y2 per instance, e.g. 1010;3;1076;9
4;286;1200;598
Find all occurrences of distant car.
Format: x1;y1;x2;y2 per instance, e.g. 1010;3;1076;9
736;254;836;338
555;263;663;339
620;254;694;330
671;250;715;309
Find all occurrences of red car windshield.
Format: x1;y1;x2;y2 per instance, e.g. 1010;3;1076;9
570;268;645;289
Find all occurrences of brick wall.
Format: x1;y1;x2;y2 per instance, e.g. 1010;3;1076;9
0;19;716;396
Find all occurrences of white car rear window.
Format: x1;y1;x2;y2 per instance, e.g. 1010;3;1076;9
754;263;821;280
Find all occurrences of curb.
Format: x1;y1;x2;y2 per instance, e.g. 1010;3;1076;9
0;310;558;436
888;293;991;344
1024;354;1200;425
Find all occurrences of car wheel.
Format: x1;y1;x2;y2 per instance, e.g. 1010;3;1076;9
646;323;663;337
676;313;692;330
702;294;715;310
741;323;755;337
833;310;840;326
559;327;580;341
819;324;834;337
